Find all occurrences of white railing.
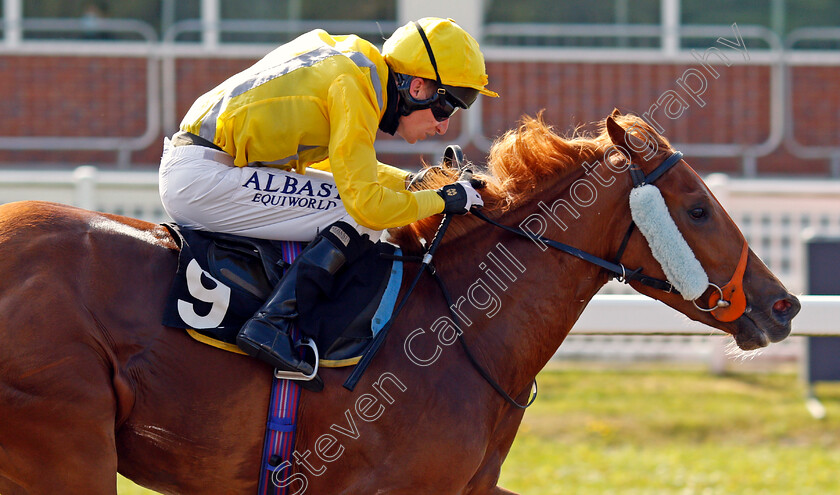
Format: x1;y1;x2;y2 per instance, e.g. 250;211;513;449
576;295;836;337
1;168;837;292
705;174;840;294
1;168;837;293
0;166;168;223
560;294;836;373
1;168;837;368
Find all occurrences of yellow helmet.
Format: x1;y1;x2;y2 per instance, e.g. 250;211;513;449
382;17;499;98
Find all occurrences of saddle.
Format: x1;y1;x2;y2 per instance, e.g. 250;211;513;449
161;224;403;366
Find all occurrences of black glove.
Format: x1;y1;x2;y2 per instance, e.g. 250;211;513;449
437;180;484;214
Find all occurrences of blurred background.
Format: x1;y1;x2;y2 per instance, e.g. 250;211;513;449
1;0;839;493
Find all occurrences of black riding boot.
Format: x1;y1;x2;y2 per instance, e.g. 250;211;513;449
236;222;370;388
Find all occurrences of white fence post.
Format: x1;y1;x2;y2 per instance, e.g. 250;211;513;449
661;0;680;57
201;0;220;50
3;0;22;46
72;165;98;211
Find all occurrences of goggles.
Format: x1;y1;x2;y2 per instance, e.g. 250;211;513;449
394;22;480;122
395;75;477;122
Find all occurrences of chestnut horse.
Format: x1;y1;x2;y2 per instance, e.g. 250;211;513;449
0;113;799;494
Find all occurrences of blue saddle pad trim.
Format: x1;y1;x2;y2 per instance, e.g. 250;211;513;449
371;248;402;337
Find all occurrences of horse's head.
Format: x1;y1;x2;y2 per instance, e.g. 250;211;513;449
604;113;800;350
395;111;799;351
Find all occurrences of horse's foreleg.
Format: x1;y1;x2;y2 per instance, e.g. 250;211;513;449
0;367;120;494
464;426;524;495
0;387;120;494
0;314;121;493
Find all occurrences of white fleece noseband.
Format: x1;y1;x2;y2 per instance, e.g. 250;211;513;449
629;184;709;300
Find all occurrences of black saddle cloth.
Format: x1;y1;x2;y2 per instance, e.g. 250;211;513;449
161;224;398;362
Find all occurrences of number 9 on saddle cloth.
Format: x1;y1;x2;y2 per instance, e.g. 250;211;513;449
161;224;402;366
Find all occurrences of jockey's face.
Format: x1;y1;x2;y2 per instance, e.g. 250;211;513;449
396;78;450;144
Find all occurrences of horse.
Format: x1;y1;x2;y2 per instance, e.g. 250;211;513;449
0;111;800;494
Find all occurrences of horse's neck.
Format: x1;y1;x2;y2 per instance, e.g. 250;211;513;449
434;164;631;390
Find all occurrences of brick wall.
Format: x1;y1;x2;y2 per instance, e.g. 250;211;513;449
1;54;837;176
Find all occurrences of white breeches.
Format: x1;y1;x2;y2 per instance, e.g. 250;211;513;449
159;139;381;242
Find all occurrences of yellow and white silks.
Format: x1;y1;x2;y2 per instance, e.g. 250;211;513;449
166;29;445;239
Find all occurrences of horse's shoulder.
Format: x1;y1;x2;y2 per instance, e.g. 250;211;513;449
0;200;177;251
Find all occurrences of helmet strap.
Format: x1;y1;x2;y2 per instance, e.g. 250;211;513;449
413;21;443;88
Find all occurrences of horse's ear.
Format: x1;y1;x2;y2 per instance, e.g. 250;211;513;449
606;116;649;161
610;108;622;118
606;116;632;160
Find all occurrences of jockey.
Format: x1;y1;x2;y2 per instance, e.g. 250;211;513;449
158;17;497;385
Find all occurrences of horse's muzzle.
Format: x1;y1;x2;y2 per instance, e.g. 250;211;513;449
734;292;800;350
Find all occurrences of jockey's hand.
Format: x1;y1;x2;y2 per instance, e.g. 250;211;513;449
437;180;484;214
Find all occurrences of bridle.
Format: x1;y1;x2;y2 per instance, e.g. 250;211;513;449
624;150;749;322
472;149;750;322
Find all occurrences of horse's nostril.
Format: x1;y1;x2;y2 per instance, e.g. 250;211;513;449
773;299;791;313
772;295;801;323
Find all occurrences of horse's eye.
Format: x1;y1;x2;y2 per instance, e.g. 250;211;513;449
689;207;706;220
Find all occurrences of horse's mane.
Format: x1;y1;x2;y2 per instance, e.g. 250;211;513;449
390;111;671;250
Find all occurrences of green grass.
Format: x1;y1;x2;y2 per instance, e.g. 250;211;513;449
117;364;840;494
498;363;840;494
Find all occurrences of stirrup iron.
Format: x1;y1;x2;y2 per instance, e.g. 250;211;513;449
274;337;319;381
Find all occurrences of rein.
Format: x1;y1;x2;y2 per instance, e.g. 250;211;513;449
346;146;538;408
344;213;538;409
470;153;689;294
428;266;538;409
470;210;676;293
